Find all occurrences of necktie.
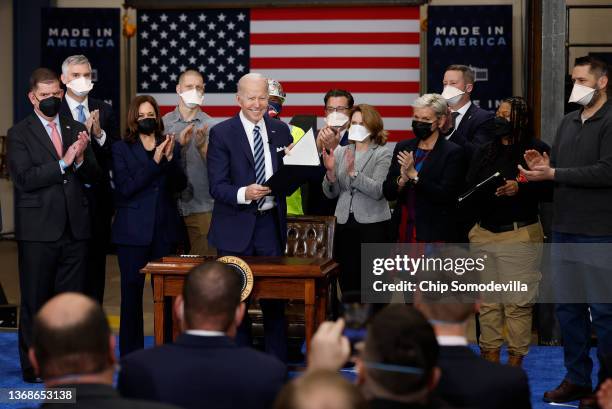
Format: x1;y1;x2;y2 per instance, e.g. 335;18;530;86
451;111;460;129
253;125;266;209
47;122;63;158
77;105;86;124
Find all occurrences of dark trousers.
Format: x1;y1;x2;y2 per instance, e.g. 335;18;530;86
553;231;612;387
117;236;173;357
218;210;287;363
18;227;87;376
335;215;390;296
83;188;112;304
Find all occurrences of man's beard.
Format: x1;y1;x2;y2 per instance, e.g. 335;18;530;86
586;87;605;108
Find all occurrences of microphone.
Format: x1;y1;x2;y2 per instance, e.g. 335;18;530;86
458;172;504;203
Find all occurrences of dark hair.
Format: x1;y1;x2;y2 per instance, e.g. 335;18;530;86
324;89;354;109
445;64;475;85
351;104;388;146
32;301;111;379
575;55;609;78
124;95;165;143
29;68;60;92
364;305;438;396
274;370;368;409
183;261;242;330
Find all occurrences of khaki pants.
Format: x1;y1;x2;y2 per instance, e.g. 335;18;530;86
469;221;544;356
184;212;215;256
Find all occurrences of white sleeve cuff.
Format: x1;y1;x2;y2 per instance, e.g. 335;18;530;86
237;186;252;204
95;130;107;146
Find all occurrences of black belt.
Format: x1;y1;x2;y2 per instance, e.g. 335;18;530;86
255;207;275;217
480;217;539;233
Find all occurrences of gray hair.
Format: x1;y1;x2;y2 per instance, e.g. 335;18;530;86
413;93;448;118
61;55;91;76
237;72;267;95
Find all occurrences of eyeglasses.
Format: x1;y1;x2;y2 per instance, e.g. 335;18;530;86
325;106;349;114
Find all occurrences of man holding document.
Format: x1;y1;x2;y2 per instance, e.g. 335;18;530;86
207;72;318;361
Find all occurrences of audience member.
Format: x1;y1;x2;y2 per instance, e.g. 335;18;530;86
274;370;367;409
162;69;217;256
7;67;101;382
520;55;612;409
322;104;392;294
112;95;187;356
206;72;293;362
309;305;455;409
118;261;286;409
59;54;119;304
466;96;551;366
383;94;465;243
28;293;179;409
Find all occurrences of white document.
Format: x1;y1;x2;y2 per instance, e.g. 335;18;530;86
282;128;320;166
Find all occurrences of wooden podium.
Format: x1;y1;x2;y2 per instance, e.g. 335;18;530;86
142;256;339;352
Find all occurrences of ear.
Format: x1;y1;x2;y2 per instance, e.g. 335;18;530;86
465;83;474;94
599;75;609;90
176;84;181;95
174;295;185;330
109;335;117;366
235;302;246;327
28;91;36;106
427;367;442;392
58;89;64;99
28;348;40;377
60;73;68;85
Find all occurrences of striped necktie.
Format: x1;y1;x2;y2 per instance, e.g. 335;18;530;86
253;125;266;209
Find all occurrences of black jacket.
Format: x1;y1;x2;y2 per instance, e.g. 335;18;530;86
448;103;495;159
435;346;532;409
383;136;466;242
118;334;287;409
7;113;102;241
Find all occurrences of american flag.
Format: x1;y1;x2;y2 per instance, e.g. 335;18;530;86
137;6;420;142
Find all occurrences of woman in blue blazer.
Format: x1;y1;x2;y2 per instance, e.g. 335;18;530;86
112;95;187;356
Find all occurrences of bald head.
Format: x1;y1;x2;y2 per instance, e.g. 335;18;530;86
237;72;267;95
31;293;112;379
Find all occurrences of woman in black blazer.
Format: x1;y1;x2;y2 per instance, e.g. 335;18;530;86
383;93;466;243
112;95;187;356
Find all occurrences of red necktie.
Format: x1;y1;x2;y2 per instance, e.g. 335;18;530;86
47;121;63;157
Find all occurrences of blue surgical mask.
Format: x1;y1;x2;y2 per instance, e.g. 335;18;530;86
267;101;282;118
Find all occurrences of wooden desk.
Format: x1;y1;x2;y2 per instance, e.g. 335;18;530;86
142;256;339;351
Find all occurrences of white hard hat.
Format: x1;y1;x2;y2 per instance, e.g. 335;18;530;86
267;79;286;102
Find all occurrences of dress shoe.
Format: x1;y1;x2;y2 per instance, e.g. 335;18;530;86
508;354;524;367
480;348;500;363
578;394;599;409
22;370;43;383
543;379;592;403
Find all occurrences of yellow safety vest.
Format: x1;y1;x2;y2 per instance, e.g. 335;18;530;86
286;124;305;216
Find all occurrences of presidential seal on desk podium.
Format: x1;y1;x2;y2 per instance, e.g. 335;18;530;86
217;256;254;302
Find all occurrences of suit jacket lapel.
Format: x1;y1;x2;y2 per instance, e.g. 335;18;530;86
231;115;255;168
131;139;150;166
418;136;443;176
264;116;279;171
356;143;376;173
59;116;75;154
28;114;61;160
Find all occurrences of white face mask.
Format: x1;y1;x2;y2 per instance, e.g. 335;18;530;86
442;85;465;106
67;76;94;97
348;124;370;142
325;111;349;128
179;88;204;108
568;83;596;106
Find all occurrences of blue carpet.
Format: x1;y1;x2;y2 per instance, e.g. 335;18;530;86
0;331;599;409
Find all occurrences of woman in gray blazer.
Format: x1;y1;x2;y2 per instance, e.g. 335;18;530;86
322;104;392;294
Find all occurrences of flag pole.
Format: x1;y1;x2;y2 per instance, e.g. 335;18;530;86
122;6;136;125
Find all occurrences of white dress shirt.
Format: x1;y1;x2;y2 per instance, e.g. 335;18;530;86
436;335;469;346
35;111;82;173
65;94;106;146
185;329;225;337
236;110;275;210
445;100;472;140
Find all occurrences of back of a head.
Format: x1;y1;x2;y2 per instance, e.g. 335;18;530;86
183;261;242;331
274;370;367;409
364;305;438;397
32;293;111;380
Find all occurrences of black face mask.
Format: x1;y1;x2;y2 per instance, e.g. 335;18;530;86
137;118;158;135
493;117;512;139
38;96;62;117
412;120;435;140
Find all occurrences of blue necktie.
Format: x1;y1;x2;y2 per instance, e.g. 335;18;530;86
253;125;266;209
77;105;86;124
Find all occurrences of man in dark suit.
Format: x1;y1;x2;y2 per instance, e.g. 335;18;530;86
7;68;101;382
29;293;179;409
441;64;495;157
415;294;532;409
207;72;293;361
118;261;286;409
60;54;119;305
